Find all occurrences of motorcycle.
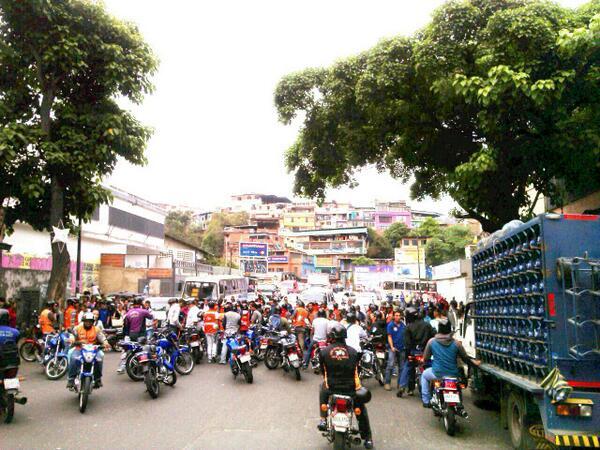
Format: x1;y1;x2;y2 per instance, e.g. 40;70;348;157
309;340;328;374
71;344;102;414
119;339;146;382
429;375;469;436
358;339;379;383
42;331;70;380
181;327;204;365
369;335;387;387
264;330;302;381
0;342;27;423
156;330;194;376
104;328;124;352
226;334;253;384
18;324;45;363
138;341;177;399
321;393;362;450
407;353;425;394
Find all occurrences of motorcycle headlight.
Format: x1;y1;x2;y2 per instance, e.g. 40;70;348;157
49;338;57;346
82;351;95;363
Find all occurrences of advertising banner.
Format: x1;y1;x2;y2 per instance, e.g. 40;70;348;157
268;255;288;263
239;242;268;258
240;259;268;274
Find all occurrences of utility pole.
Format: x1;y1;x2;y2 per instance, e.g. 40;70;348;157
75;216;82;294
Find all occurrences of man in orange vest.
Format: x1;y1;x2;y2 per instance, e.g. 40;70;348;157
39;300;58;335
66;312;110;390
63;298;79;329
203;301;219;363
291;300;309;356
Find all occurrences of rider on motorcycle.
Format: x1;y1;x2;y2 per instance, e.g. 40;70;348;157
400;306;435;395
318;323;374;449
66;312;111;390
421;318;480;408
0;309;19;355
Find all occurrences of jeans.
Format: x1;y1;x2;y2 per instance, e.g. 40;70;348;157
220;337;229;363
384;349;404;387
319;383;372;439
67;348;104;381
399;351;422;391
295;327;306;353
420;367;437;404
206;333;218;361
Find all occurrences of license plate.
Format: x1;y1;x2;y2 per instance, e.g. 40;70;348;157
443;392;460;403
239;354;251;363
288;353;299;361
260;344;267;349
331;413;350;429
3;378;19;390
376;352;385;359
190;341;200;347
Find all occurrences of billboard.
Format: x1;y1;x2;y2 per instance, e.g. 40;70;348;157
240;259;268;274
239;242;268;258
268;255;288;263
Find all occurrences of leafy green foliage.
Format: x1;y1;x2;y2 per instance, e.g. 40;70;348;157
165;210;204;248
410;217;441;239
201;212;249;261
366;228;393;259
383;222;411;249
0;0;157;300
275;0;600;231
352;256;376;266
425;225;474;266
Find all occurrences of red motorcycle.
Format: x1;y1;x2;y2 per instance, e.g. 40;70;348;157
18;324;45;363
407;353;425;394
309;340;328;374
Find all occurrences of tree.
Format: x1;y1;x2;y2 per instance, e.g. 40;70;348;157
352;255;376;266
165;210;204;248
201;212;249;262
366;228;393;259
275;0;600;231
425;225;474;266
0;1;157;301
383;222;410;249
411;217;442;238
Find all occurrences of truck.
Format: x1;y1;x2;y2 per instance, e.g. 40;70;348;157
460;213;600;449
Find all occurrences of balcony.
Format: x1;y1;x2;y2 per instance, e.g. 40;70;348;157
293;240;366;255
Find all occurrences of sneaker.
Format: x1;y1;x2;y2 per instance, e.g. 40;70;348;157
384;384;391;391
422;402;431;409
396;388;404;398
94;379;103;389
407;390;415;396
317;419;327;432
116;367;125;374
66;379;75;390
220;361;227;365
364;438;374;449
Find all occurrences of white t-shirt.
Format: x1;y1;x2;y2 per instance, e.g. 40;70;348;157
346;323;367;352
312;317;329;342
185;305;201;328
167;303;181;326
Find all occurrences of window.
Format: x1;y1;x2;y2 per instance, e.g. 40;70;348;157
108;207;164;238
379;215;392;224
403;239;410;246
421;240;427;245
411;239;418;246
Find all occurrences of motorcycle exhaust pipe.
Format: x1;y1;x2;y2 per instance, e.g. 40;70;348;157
15;396;27;405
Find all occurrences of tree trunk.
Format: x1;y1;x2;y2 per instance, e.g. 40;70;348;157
46;178;70;304
0;203;5;242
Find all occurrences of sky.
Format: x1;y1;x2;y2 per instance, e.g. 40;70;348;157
104;0;589;213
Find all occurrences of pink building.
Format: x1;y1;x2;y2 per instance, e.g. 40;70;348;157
373;201;413;231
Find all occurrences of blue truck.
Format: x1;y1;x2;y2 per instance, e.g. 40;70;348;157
462;213;600;449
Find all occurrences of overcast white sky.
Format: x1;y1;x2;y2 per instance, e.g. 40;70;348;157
104;0;588;213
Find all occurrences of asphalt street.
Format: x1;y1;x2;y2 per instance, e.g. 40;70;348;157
3;352;512;450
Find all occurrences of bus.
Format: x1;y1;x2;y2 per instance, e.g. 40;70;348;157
379;278;437;301
181;275;249;302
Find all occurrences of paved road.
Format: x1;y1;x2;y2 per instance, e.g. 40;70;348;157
4;353;512;449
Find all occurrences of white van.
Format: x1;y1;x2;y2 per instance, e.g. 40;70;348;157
181;275;248;302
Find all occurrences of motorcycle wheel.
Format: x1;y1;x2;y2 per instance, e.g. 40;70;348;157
443;407;456;436
174;353;194;375
192;347;202;365
79;378;91;414
126;353;144;382
264;348;280;370
164;370;177;386
19;342;38;362
293;367;301;381
333;431;347;450
45;356;68;380
242;363;253;384
2;393;15;424
111;341;123;352
144;367;159;399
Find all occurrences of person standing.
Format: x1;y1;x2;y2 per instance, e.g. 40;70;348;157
219;303;240;364
384;311;406;397
291;300;309;354
39;300;58;336
203;301;219;363
166;298;182;333
63;298;79;330
185;299;201;329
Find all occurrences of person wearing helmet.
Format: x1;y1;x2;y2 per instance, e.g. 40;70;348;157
0;308;20;353
399;306;435;395
66;312;111;390
318;323;373;449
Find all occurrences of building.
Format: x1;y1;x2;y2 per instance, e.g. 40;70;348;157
431;259;472;304
267;249;304;278
194;212;213;230
282;227;368;285
373;201;412;231
225;194;291;217
223;222;284;270
394;236;429;279
411;209;443;228
282;203;316;231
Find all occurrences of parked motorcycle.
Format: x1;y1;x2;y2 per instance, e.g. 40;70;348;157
71;344;101;414
429;376;469;436
358;339;381;384
138;341;177;399
18;324;44;363
156;330;194;376
320;393;362;450
181;328;204;365
0;342;27;424
226;334;253;384
264;330;302;381
42;331;70;380
119;339;146;382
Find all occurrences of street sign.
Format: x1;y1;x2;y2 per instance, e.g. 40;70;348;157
239;242;268;258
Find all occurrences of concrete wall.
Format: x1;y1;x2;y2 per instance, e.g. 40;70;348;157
99;266;147;294
0;268;51;300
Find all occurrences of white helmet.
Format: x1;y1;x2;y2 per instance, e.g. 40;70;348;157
82;312;94;322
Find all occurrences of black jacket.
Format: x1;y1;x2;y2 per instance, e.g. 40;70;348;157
404;320;435;353
319;342;361;392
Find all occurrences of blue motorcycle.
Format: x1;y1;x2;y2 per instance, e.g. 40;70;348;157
73;344;101;413
158;331;194;376
227;334;253;384
118;339;145;382
138;339;177;399
245;327;262;366
42;331;70;380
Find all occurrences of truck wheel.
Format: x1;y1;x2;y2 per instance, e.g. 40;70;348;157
507;391;537;450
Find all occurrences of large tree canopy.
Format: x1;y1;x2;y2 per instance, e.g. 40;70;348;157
0;0;157;301
275;0;600;231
